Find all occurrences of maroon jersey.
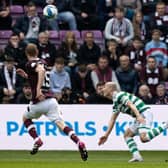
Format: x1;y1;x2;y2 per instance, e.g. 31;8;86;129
140;66;163;96
125;46;146;68
26;58;53;103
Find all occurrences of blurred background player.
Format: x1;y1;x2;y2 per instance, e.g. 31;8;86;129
17;43;88;161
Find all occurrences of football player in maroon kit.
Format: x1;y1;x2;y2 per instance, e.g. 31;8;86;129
17;43;88;161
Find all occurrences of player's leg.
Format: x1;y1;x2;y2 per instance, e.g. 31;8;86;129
23;102;48;154
46;98;88;161
124;122;143;162
23;115;43;154
56;120;88;161
138;110;168;143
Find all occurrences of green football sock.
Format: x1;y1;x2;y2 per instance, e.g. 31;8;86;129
146;125;164;141
125;137;139;155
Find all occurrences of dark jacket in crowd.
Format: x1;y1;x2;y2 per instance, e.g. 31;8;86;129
78;42;101;65
86;93;113;104
116;67;139;94
16;93;31;104
70;0;97;16
37;42;57;67
4;42;27;70
72;71;95;95
13;15;48;36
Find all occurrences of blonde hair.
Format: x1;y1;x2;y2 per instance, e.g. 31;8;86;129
64;31;78;51
132;11;143;39
105;82;118;91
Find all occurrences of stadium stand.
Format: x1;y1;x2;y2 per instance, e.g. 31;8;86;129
10;5;24;25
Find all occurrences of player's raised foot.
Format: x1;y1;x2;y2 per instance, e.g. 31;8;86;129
128;156;143;163
30;138;43;155
78;141;88;161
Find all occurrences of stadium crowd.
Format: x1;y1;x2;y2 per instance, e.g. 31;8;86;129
0;0;168;104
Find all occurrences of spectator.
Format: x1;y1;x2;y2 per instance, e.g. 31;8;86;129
0;56;24;103
0;0;12;30
91;55;120;90
13;1;48;44
71;64;94;103
37;31;57;68
46;0;77;30
78;31;101;71
117;0;142;20
145;29;168;68
125;36;146;71
57;31;78;74
162;0;168;5
137;84;153;104
151;2;168;45
154;83;168;104
116;54;139;94
104;7;134;47
97;0;117;30
140;56;164;97
50;57;71;101
4;33;27;70
86;82;113;104
59;87;74;104
132;11;150;42
141;0;159;22
16;82;32;104
70;0;100;30
102;39;120;70
32;0;46;6
12;0;30;6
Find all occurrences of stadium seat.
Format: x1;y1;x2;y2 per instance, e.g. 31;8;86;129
0;30;13;44
0;44;6;51
81;30;104;49
36;6;43;16
48;30;60;45
10;5;24;25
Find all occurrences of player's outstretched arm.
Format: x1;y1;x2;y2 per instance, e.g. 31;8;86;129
127;101;145;124
98;112;119;145
16;68;28;79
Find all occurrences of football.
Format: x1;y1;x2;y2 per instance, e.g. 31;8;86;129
43;5;58;19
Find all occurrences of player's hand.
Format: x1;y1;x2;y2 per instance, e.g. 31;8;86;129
137;115;146;124
98;135;108;146
16;68;28;78
36;90;45;101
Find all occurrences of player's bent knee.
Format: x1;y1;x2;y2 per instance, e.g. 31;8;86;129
23;115;27;122
140;134;149;143
124;129;134;139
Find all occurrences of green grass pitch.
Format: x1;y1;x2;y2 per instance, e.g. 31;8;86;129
0;151;168;168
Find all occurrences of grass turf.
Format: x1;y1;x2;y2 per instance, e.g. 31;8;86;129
0;151;168;168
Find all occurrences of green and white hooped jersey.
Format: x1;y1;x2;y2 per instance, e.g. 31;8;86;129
113;91;150;117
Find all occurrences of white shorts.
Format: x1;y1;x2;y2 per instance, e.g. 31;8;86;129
24;98;63;122
129;109;153;135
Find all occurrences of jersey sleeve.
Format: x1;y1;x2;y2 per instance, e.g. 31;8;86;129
112;102;119;113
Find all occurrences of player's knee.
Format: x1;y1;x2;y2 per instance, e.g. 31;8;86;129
140;134;148;143
23;115;27;122
124;129;134;139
